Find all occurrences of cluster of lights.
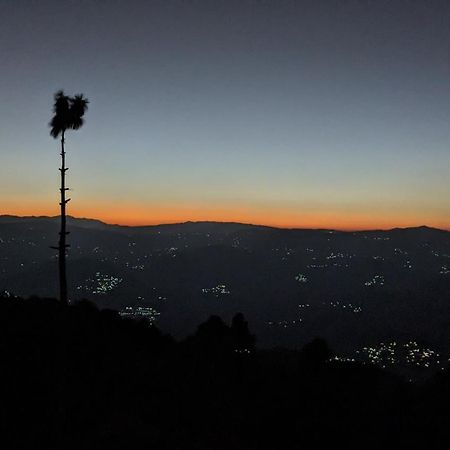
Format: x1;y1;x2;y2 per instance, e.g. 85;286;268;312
0;290;14;298
307;263;328;269
295;274;308;283
330;262;350;268
202;284;230;297
280;248;295;261
166;247;178;257
119;306;160;324
331;356;356;363
358;342;397;367
326;252;353;260
329;300;362;313
77;272;122;295
364;275;385;287
125;262;145;270
267;319;302;328
356;341;444;370
234;348;252;354
404;341;439;368
403;259;413;269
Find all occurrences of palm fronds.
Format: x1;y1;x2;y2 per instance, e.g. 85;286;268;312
49;91;89;137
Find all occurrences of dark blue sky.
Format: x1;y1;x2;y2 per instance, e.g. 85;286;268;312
1;0;450;228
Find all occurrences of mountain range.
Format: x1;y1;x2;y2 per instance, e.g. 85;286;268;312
1;214;450;373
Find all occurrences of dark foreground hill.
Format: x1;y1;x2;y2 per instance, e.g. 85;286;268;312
1;294;450;450
1;215;450;375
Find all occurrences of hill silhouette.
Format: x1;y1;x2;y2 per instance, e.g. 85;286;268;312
1;292;450;449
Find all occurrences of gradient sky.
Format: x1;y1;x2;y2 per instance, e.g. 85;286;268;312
1;0;450;229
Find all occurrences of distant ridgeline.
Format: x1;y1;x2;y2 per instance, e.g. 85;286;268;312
1;215;450;377
0;293;450;449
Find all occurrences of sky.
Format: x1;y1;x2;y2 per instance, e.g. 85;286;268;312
1;0;449;230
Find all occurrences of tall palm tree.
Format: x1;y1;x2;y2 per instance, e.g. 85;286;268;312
49;90;89;304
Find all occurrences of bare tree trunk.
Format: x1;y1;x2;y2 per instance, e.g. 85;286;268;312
58;130;70;304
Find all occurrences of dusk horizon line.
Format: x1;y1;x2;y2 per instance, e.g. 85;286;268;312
1;213;448;233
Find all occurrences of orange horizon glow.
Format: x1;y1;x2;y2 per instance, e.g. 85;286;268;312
2;201;449;232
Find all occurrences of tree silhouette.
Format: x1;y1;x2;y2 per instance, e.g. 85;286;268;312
49;91;89;304
231;313;255;352
299;337;333;366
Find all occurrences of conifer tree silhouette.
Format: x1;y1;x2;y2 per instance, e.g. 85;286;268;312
49;91;89;304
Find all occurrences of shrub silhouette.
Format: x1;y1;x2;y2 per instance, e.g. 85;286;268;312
299;337;333;365
0;292;449;450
